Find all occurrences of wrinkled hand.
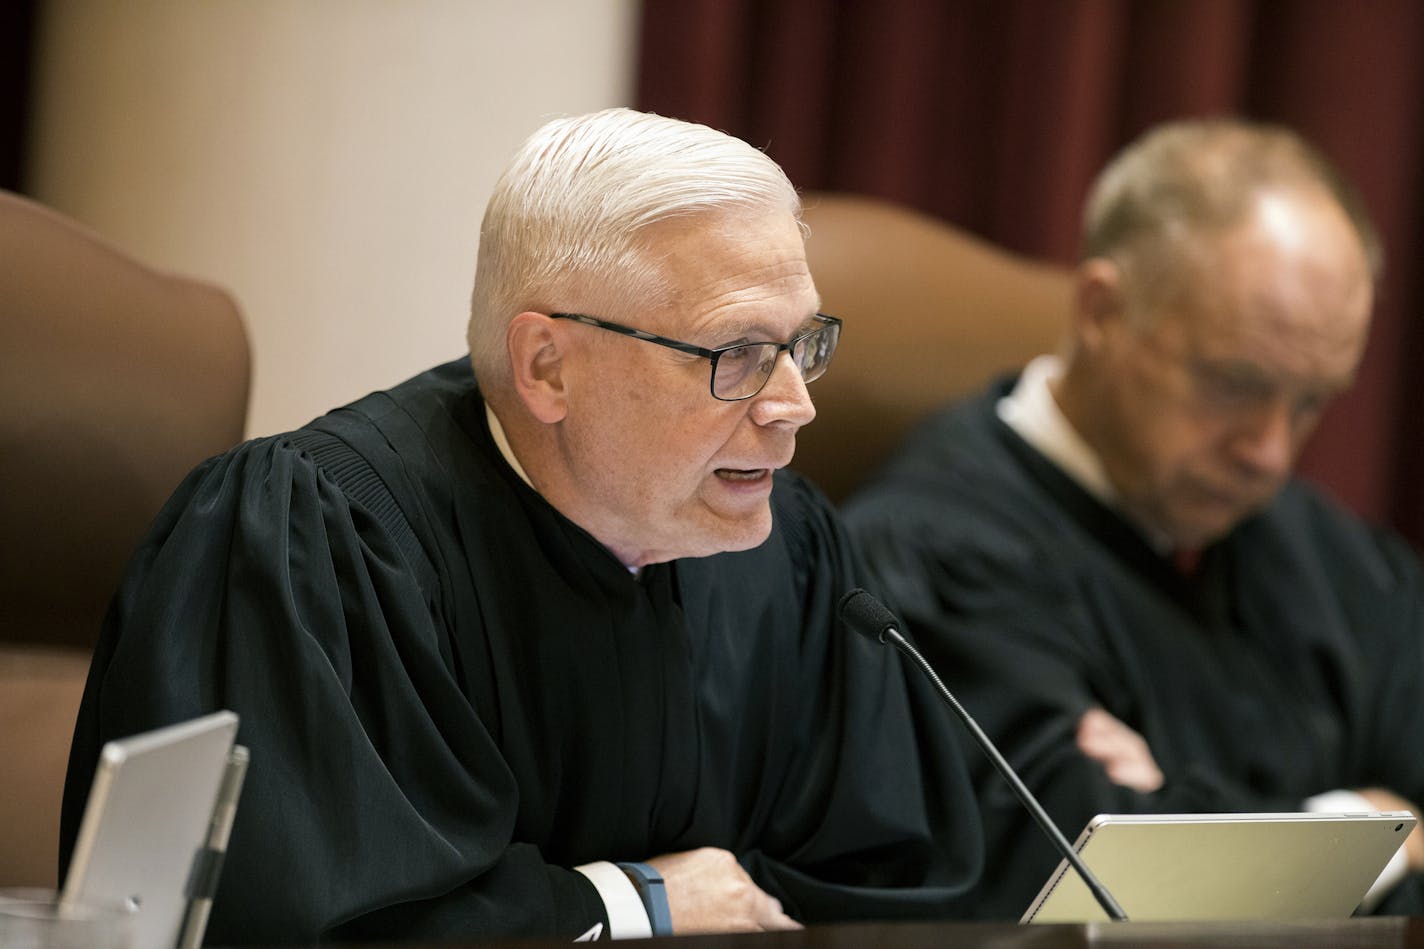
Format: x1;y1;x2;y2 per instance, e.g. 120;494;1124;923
1355;787;1424;872
645;846;802;934
1076;707;1165;793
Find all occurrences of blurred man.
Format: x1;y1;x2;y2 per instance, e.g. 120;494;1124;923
846;118;1424;917
63;109;982;942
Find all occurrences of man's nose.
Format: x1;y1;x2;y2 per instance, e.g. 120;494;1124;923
750;351;816;427
1228;399;1296;479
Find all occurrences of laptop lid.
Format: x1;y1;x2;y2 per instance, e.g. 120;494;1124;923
62;711;240;949
1022;811;1416;924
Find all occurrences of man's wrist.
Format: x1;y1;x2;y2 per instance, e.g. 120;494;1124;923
617;861;673;936
574;861;652;939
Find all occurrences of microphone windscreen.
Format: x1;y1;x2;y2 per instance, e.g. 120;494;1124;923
837;588;899;644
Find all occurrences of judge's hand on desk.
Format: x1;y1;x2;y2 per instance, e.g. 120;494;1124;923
1355;788;1424;871
646;846;803;933
1076;706;1165;793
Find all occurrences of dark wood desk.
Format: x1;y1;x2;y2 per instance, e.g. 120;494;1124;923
372;916;1424;948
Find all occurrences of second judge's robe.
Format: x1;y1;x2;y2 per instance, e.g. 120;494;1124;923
844;378;1424;918
61;358;983;943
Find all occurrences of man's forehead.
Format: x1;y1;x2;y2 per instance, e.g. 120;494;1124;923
656;211;805;270
1157;294;1368;394
644;214;818;334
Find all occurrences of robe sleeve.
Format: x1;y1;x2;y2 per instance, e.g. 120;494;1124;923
852;476;1424;917
1261;494;1424;915
866;510;1275;801
1334;525;1424;806
849;499;1301;917
61;437;608;944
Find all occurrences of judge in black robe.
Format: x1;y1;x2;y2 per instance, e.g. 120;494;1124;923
60;108;983;944
846;377;1424;918
843;119;1424;918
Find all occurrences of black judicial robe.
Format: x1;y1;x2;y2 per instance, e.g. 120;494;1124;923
844;377;1424;919
60;357;982;944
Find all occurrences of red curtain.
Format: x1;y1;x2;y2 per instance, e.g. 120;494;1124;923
637;0;1424;546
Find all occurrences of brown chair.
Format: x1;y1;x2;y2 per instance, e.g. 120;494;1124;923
795;192;1071;503
0;646;94;888
0;189;251;886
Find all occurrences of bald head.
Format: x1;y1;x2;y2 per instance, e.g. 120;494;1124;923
1081;118;1381;314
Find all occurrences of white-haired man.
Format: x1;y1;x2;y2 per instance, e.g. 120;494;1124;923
63;109;983;943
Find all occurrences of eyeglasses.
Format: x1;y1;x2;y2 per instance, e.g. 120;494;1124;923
550;311;842;401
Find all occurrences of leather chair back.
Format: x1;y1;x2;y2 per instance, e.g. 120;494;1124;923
0;189;250;886
795;192;1070;502
0;190;250;649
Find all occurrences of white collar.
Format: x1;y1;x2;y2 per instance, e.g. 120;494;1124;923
997;356;1174;552
484;403;534;489
996;354;1117;507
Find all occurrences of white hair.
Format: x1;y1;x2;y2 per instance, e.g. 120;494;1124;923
467;108;802;389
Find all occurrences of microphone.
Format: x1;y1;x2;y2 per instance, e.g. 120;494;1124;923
838;588;1128;922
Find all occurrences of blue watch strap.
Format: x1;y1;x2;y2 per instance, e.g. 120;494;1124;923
616;861;672;936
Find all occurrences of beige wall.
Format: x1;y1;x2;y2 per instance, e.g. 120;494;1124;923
26;1;638;437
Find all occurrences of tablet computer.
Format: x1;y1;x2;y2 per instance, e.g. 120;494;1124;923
62;710;241;949
1022;811;1416;923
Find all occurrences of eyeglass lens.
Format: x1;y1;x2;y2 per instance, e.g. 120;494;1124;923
711;321;839;400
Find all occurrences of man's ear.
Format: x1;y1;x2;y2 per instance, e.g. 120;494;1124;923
508;312;569;423
1072;257;1129;354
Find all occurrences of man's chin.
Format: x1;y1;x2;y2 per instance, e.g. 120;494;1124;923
700;509;775;558
1164;506;1256;550
642;511;774;564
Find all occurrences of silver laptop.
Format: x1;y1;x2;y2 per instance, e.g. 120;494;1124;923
1022;811;1416;923
62;711;246;949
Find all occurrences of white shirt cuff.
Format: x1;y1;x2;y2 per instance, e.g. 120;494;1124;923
1304;789;1409;911
574;861;652;939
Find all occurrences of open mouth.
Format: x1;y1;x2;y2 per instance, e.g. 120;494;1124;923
715;468;771;482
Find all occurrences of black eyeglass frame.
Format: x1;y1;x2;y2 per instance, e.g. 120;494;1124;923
549;311;842;402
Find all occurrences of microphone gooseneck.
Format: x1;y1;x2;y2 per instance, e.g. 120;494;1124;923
837;588;1129;923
